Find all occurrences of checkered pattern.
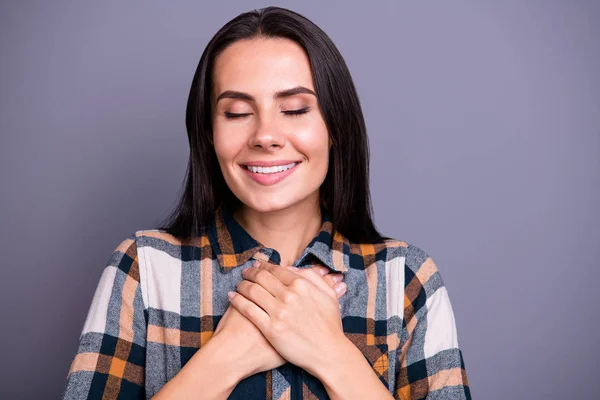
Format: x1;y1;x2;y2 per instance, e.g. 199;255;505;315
61;204;470;399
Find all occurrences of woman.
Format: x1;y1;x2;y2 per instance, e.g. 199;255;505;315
62;6;470;400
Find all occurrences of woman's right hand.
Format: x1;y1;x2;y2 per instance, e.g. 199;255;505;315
210;263;347;382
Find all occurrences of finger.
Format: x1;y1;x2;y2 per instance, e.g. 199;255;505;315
257;260;298;286
307;265;346;295
310;265;329;277
288;265;346;298
293;267;341;300
236;279;279;316
227;290;269;333
241;261;288;298
306;266;346;296
312;266;340;286
284;265;327;277
333;281;347;298
320;273;347;298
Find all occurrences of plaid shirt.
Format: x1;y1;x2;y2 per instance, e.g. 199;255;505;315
62;204;470;399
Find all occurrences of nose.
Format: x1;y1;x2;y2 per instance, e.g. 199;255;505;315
248;112;285;150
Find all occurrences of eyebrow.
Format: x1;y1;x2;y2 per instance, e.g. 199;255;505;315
215;86;316;103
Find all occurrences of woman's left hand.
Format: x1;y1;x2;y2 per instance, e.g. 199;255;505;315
228;260;348;376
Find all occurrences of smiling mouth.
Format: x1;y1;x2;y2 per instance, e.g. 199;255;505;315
242;162;300;174
240;161;301;186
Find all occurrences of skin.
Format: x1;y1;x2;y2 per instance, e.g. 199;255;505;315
211;36;332;268
209;36;346;380
201;37;393;399
214;262;346;380
154;37;394;399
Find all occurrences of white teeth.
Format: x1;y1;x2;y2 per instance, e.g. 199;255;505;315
246;162;297;174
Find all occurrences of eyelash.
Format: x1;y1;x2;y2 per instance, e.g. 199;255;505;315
224;107;310;120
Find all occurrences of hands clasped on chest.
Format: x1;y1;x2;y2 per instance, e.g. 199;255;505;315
214;260;348;381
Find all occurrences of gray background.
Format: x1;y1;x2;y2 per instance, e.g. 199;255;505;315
1;1;598;398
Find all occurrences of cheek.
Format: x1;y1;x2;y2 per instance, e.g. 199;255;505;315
294;127;330;163
213;130;244;166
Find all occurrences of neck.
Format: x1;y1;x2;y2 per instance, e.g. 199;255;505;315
232;196;323;267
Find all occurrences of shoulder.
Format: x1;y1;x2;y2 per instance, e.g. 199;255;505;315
132;229;187;247
347;235;444;289
383;239;453;325
105;230;188;276
110;229;193;253
103;232;138;277
126;228;212;270
130;228;209;252
375;237;444;292
350;236;438;272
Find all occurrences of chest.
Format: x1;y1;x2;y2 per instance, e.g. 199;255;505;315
139;248;406;399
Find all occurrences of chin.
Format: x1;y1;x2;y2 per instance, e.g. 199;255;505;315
239;196;297;214
232;188;314;214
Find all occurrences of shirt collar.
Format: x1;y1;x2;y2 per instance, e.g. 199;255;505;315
206;203;350;274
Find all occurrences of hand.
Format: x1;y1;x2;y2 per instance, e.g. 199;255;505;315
228;260;348;377
212;262;347;381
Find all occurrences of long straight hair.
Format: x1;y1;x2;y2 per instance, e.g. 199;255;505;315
157;6;390;244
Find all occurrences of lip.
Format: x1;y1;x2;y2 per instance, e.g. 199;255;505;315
241;160;301;167
241;161;301;186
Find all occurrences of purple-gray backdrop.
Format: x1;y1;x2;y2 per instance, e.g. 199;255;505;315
1;1;598;398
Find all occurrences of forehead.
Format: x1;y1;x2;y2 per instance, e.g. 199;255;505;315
212;37;314;96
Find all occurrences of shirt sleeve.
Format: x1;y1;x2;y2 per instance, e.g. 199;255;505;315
61;234;147;399
395;247;471;400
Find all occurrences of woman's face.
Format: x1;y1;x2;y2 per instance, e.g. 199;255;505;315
211;37;330;214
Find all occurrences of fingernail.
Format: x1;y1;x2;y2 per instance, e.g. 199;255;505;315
332;274;343;283
286;266;299;271
318;267;328;276
334;282;346;294
252;261;260;268
227;291;236;300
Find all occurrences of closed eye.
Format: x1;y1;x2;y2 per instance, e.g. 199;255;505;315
224;107;311;120
224;112;251;119
283;106;311;116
